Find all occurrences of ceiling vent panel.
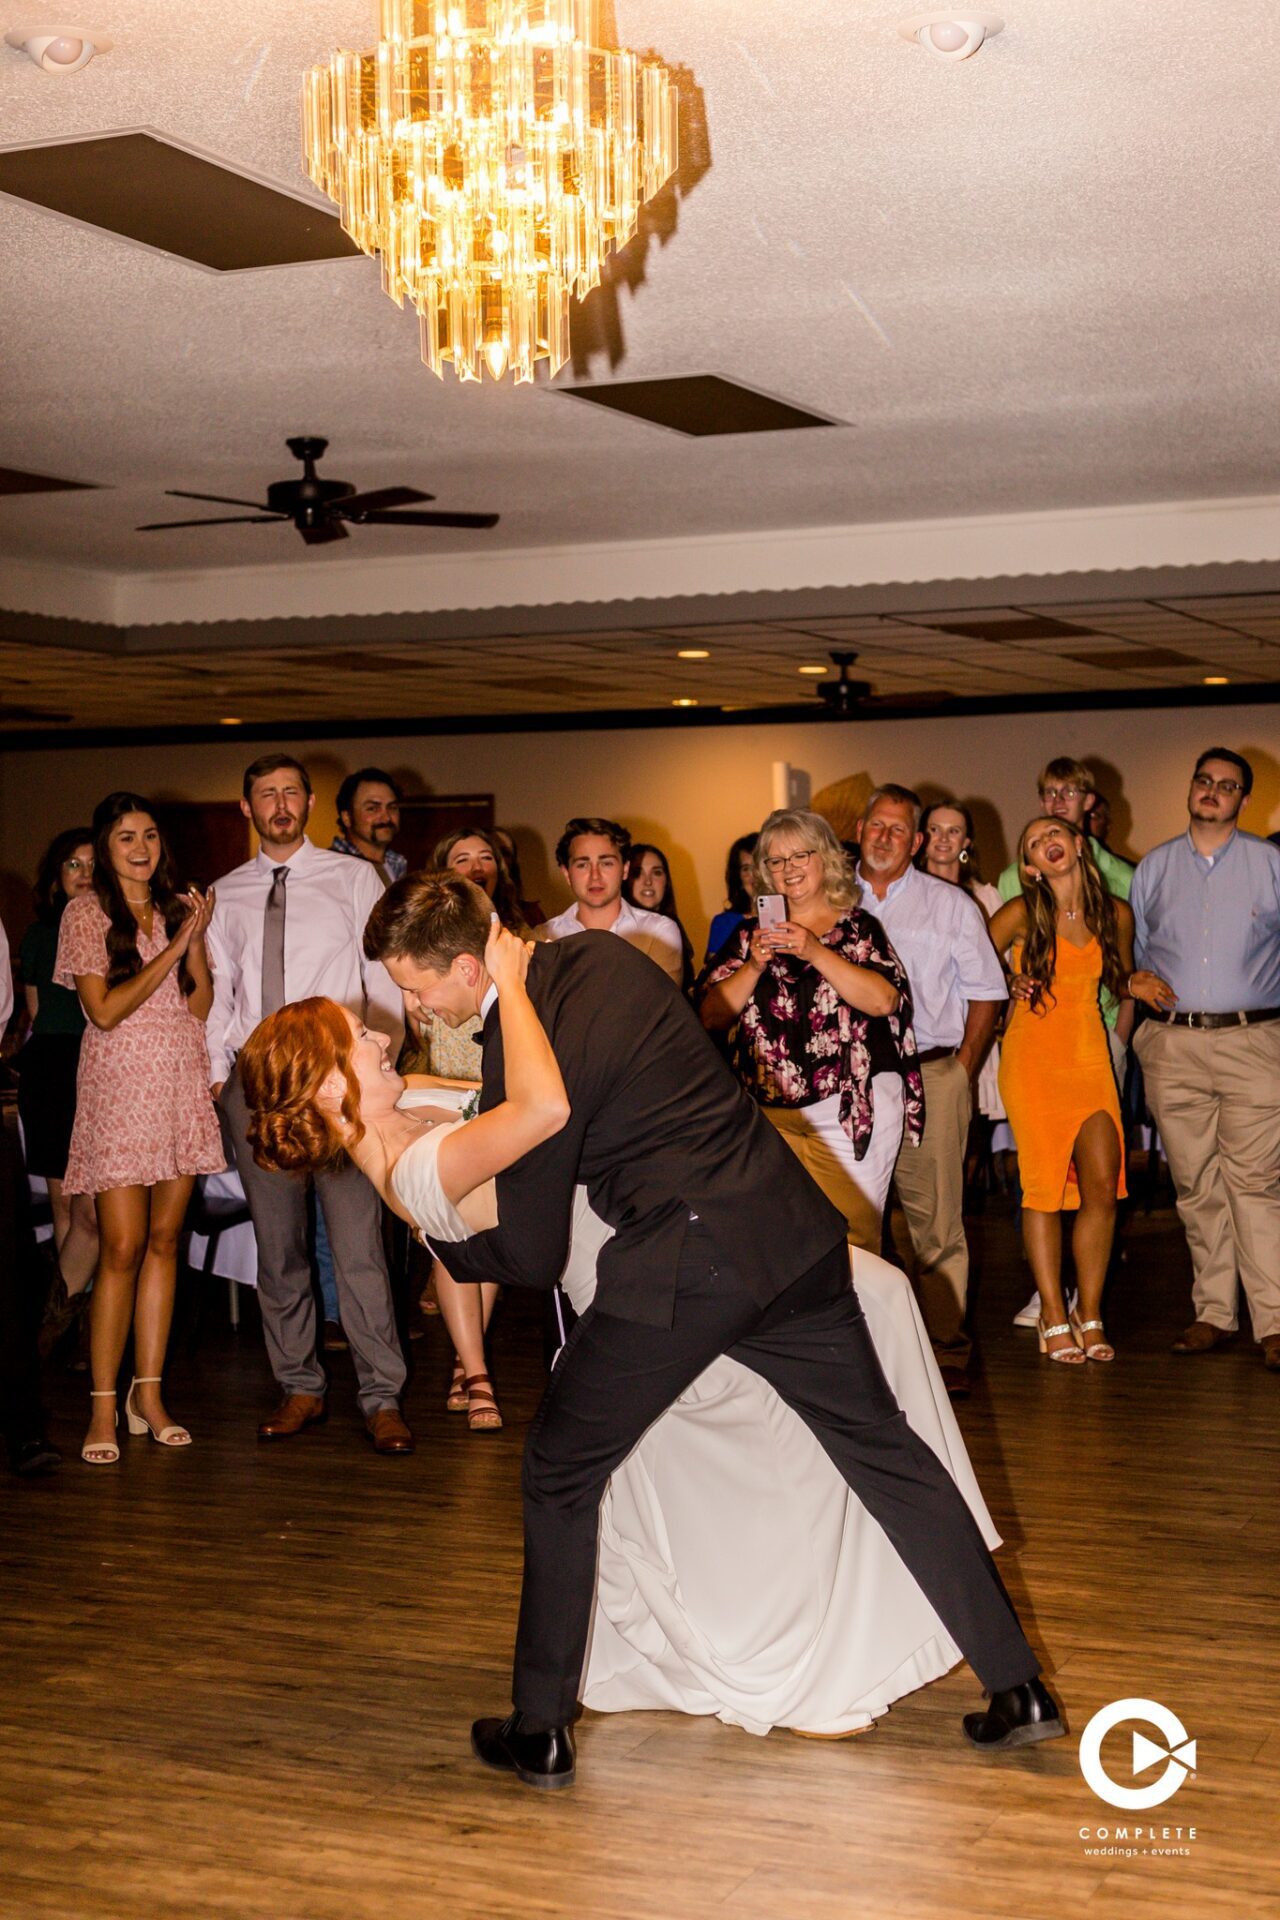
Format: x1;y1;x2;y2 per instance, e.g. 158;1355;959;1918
559;374;838;437
0;131;362;271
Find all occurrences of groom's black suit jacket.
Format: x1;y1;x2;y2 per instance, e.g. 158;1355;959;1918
434;931;846;1328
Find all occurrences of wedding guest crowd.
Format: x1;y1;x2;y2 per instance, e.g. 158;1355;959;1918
6;733;1280;1474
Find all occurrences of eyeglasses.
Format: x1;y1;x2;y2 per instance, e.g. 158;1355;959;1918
1040;785;1084;803
1191;774;1243;796
63;857;94;873
764;850;815;875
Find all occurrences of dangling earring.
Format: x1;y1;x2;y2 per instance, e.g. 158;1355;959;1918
958;847;970;865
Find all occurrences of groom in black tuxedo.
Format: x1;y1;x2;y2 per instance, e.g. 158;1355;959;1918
366;873;1063;1788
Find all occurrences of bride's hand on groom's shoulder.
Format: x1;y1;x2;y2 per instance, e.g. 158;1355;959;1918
485;915;531;990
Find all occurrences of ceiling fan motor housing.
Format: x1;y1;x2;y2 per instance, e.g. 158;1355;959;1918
266;474;356;522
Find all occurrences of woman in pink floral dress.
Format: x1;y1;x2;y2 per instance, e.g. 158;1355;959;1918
56;791;224;1465
699;808;923;1253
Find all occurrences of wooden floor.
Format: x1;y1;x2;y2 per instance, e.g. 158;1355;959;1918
3;1200;1278;1920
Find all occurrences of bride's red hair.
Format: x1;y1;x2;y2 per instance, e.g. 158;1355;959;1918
238;997;365;1173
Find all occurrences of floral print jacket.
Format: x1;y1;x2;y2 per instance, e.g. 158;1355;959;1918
703;908;925;1159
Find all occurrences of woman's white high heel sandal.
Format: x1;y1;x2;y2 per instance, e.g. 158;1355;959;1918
125;1377;191;1447
82;1390;120;1465
1036;1318;1085;1365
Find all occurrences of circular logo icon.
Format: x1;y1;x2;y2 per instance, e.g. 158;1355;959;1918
1079;1698;1197;1811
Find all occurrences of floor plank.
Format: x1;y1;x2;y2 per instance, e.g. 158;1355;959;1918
3;1201;1277;1920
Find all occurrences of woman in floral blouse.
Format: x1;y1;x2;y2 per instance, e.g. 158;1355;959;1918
699;808;923;1251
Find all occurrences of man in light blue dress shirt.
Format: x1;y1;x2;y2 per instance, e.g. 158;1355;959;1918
856;785;1007;1394
1131;748;1280;1370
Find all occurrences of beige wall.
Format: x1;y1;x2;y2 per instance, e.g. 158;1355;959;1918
2;702;1277;953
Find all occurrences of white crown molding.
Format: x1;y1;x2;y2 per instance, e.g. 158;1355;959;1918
4;492;1280;630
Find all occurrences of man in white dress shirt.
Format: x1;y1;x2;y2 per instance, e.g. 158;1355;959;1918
540;817;683;987
208;753;412;1452
855;786;1006;1397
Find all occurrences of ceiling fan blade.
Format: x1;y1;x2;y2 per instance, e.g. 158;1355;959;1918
300;520;349;545
166;489;276;511
136;515;285;531
340;486;436;515
357;510;500;529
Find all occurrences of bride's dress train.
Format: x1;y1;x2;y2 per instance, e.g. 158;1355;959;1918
394;1126;1000;1740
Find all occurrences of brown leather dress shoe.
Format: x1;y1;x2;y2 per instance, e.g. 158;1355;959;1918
1170;1321;1236;1355
366;1408;415;1454
258;1392;327;1440
1260;1334;1280;1373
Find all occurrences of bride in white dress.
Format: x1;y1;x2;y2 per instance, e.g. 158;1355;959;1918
239;922;999;1740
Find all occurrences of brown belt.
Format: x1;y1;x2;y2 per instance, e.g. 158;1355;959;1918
1158;1007;1280;1031
915;1046;957;1065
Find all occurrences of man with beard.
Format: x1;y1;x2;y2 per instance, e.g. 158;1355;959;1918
1131;748;1280;1369
207;754;413;1451
332;768;407;889
854;785;1006;1398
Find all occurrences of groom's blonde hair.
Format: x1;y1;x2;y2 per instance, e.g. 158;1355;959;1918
364;869;493;973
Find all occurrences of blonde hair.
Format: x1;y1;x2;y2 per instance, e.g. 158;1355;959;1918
754;808;856;910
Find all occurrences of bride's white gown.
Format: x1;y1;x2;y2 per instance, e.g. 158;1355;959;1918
394;1123;1000;1739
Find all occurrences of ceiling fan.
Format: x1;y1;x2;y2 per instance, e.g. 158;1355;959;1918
815;651;872;715
136;437;500;546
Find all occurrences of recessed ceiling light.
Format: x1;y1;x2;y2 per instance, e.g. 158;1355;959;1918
798;664;829;676
672;697;698;708
678;648;710;659
4;24;113;74
898;12;1004;61
1203;675;1229;686
219;715;244;725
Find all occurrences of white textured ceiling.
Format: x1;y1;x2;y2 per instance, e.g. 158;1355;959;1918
1;0;1279;592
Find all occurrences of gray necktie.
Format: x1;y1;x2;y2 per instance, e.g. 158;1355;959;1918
261;867;288;1016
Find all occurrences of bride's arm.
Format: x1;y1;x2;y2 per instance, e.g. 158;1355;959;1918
434;919;570;1207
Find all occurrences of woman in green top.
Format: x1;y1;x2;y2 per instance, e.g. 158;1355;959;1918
18;828;99;1314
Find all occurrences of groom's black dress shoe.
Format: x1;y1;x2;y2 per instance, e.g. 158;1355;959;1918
963;1677;1066;1751
471;1712;576;1790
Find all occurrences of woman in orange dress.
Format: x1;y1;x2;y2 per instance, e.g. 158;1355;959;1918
990;820;1174;1365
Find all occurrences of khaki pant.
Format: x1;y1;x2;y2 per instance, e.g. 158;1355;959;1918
766;1074;905;1254
891;1054;973;1368
1134;1020;1280;1340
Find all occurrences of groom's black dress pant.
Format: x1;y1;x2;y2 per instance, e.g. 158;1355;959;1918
515;1227;1037;1726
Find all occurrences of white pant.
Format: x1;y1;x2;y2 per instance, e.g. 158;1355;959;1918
766;1074;905;1251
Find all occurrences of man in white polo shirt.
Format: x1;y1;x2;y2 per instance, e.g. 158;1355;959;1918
540;817;683;988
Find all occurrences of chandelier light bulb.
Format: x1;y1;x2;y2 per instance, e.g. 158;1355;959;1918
4;22;111;72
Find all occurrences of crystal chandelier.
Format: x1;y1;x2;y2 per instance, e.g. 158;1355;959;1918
303;1;679;385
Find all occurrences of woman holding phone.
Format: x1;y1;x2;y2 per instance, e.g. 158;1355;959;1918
698;808;923;1249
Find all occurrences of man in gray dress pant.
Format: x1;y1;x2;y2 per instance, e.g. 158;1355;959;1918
207;753;413;1453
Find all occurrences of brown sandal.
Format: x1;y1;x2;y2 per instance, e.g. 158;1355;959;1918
446;1358;469;1413
464;1373;502;1432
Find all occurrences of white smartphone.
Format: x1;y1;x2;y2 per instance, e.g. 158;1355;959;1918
757;894;788;935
